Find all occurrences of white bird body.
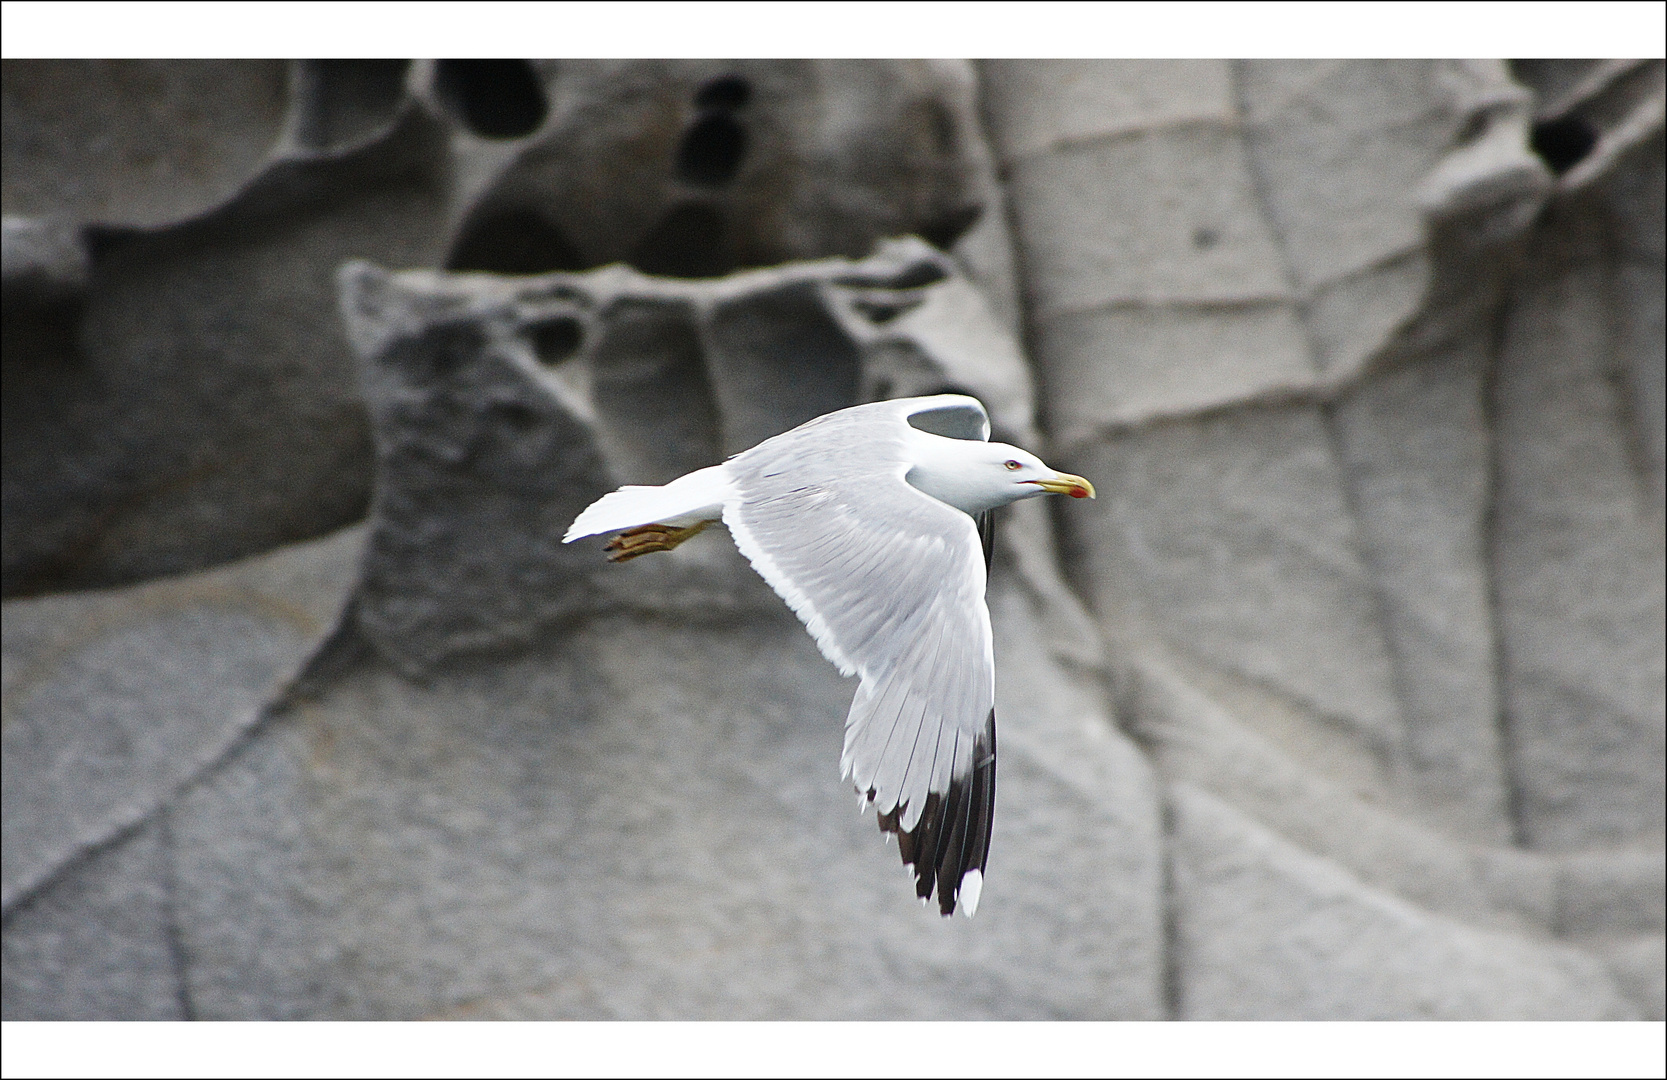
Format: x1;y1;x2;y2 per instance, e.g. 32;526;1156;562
563;394;1094;916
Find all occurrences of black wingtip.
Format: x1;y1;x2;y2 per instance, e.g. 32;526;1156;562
874;709;997;916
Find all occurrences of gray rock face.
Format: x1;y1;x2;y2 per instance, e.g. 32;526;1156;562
1;85;450;596
1168;783;1634;1020
1;59;1011;599
1;821;182;1021
983;57;1660;1017
1;525;365;912
443;60;990;278
1493;194;1666;851
1330;342;1512;844
1065;403;1403;753
1;60;290;229
339;238;1033;671
3;58;1660;1021
171;579;1163;1019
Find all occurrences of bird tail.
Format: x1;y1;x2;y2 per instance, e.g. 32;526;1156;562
562;464;732;542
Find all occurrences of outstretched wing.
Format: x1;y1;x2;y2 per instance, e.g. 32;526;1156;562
721;398;996;915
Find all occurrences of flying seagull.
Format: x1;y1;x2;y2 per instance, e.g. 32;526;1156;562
563;394;1094;916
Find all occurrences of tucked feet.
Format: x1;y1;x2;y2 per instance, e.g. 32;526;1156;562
603;520;716;562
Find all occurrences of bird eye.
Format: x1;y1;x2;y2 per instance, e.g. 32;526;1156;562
1004;460;1022;471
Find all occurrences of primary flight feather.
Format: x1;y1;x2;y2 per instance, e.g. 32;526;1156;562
563;394;1094;916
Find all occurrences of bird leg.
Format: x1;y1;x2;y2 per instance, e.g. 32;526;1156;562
604;519;716;562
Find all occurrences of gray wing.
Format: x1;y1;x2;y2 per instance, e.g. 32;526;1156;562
722;401;995;916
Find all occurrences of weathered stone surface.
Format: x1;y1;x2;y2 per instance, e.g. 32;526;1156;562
339;239;1035;671
1034;301;1312;444
172;572;1163;1020
167;706;330;1020
1238;61;1522;289
1;99;451;596
1583;934;1666;1020
1;60;289;228
1;821;181;1020
1557;849;1666;937
1064;403;1402;754
1;525;364;911
1493;196;1667;851
156;217;1163;1018
5;55;1661;1025
979;60;1233;161
1128;649;1527;929
443;61;989;279
1168;782;1634;1020
1003;124;1291;316
1330;343;1512;844
983;59;1548;436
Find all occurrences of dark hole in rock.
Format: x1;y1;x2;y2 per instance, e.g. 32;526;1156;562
528;316;584;365
917;204;984;250
488;400;542;432
1192;227;1220;250
631;204;734;278
676;113;748;187
694;74;752;112
851;296;924;324
447;208;588;275
435;60;548;139
1529;115;1598;175
292;60;410;150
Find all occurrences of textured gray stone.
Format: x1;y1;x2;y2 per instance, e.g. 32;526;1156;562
169;707;334;1020
1493;197;1667;851
1168;782;1635;1020
2;216;89;398
1127;647;1547;932
339;239;1035;672
1583;934;1666;1020
978;60;1233;161
1;60;288;228
1301;252;1430;379
1034;301;1312;446
982;59;1547;445
6;54;1661;1026
172;574;1163;1020
1;821;181;1020
1;101;450;596
1;524;364;911
1237;61;1511;290
160;227;1163;1017
1330;344;1512;844
443;61;989;279
1557;850;1666;937
1063;403;1402;754
1003;123;1290;318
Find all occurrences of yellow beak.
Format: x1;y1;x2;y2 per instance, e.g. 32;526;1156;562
1027;473;1096;499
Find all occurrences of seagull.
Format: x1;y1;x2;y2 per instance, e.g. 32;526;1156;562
563;394;1094;916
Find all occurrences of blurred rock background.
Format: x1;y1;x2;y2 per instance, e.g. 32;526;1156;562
2;58;1661;1020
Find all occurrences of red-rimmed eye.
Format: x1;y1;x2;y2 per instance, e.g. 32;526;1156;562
1004;460;1022;470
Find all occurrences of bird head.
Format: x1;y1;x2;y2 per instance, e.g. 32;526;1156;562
906;437;1095;516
